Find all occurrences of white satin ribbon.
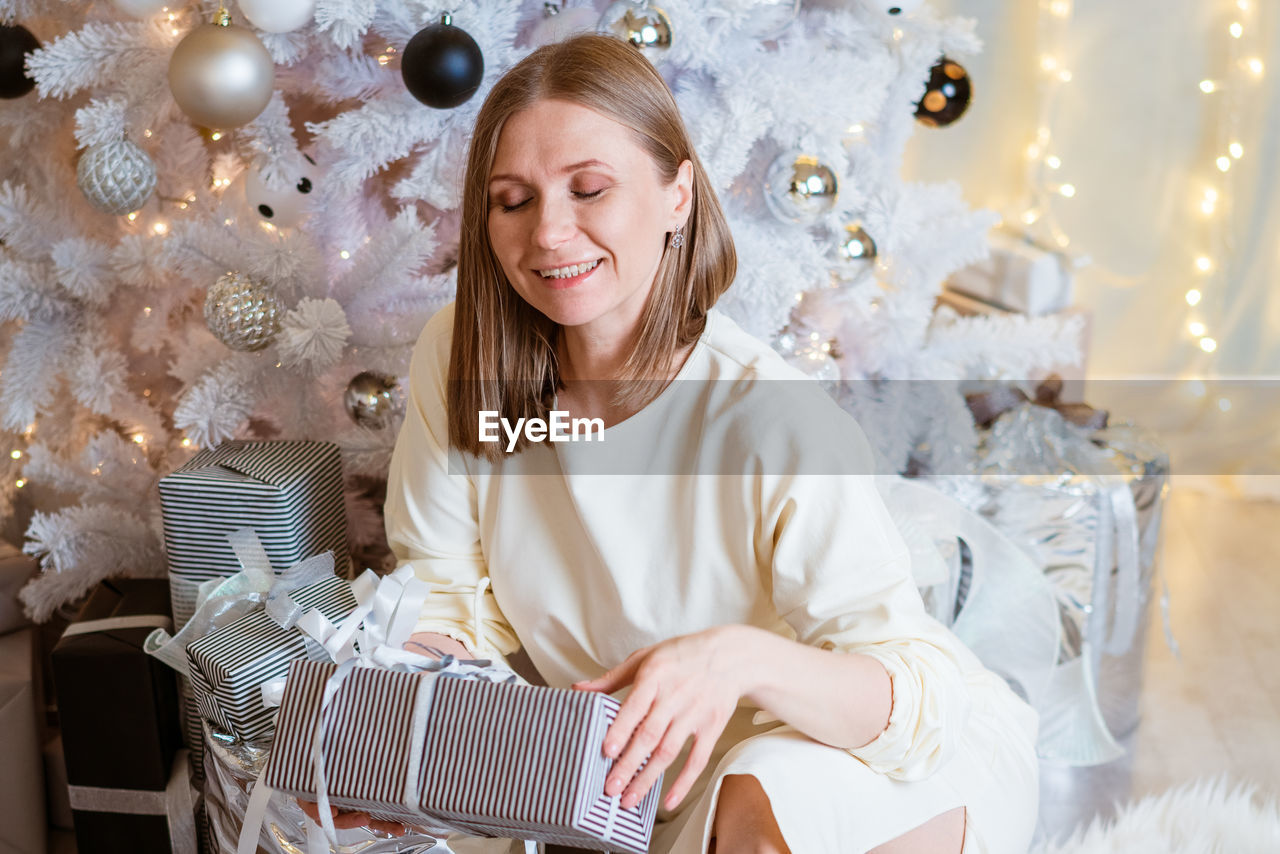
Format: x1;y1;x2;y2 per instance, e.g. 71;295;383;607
145;528;339;677
68;749;198;854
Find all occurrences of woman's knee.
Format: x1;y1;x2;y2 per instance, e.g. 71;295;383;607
710;774;791;854
867;806;966;854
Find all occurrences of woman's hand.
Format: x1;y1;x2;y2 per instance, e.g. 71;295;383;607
571;625;748;813
296;799;408;837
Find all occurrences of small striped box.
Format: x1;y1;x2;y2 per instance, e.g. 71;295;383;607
264;660;660;853
186;575;357;742
157;440;350;629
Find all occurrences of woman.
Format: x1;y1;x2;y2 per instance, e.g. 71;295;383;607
384;34;1038;854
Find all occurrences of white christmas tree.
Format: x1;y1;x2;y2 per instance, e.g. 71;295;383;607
0;0;1080;620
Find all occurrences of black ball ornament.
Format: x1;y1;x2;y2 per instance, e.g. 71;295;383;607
401;14;484;109
915;57;972;128
0;24;40;100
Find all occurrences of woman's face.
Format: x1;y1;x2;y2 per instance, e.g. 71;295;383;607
486;99;691;341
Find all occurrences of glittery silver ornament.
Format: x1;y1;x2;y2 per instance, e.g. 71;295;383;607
168;18;275;129
343;372;405;429
598;0;673;54
840;223;877;262
76;139;158;216
204;272;281;351
763;152;839;224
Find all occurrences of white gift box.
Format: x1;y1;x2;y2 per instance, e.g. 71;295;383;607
948;230;1075;316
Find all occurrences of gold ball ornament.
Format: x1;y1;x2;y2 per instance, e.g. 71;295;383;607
343;372;405;430
839;224;877;262
204;272;281;351
598;0;673;54
168;20;274;129
763;151;839;224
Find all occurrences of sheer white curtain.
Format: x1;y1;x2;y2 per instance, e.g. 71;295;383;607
902;0;1280;480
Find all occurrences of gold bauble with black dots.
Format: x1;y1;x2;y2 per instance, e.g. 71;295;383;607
915;57;971;128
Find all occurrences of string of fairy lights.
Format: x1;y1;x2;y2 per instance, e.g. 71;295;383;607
1021;0;1262;360
1184;0;1259;358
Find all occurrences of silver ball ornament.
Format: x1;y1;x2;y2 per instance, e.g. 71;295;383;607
344;372;405;430
76;139;157;215
111;0;169;18
598;0;673;54
763;152;839;225
168;22;274;129
239;0;316;33
204;272;282;352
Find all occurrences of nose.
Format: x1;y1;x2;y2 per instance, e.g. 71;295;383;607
531;196;576;250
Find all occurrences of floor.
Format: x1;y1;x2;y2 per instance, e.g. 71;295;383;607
1036;482;1280;843
45;484;1280;852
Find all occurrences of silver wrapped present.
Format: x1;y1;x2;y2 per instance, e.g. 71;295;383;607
927;405;1169;765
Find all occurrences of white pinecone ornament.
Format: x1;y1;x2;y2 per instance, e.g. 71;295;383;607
205;272;282;352
76;139;157;215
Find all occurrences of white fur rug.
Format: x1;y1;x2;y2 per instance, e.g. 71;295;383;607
1030;779;1280;854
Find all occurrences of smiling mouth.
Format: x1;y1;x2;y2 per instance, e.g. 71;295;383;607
537;258;602;279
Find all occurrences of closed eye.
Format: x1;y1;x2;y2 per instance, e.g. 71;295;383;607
497;198;531;212
573;189;604;200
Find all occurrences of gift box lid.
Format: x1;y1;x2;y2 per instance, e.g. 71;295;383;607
52;579;182;791
159;440;343;492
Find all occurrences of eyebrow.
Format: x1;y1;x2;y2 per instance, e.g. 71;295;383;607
489;159;614;184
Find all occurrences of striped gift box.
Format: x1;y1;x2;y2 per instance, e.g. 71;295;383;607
186;575;356;742
157;440;349;630
264;660;660;853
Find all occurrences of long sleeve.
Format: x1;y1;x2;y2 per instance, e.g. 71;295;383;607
754;410;975;782
384;305;521;659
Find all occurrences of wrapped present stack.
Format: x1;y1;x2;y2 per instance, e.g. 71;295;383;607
155;545;664;854
49;578;199;854
156;439;349;783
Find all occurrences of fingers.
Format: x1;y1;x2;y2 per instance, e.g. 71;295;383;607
293;799;383;832
606;699;688;808
367;818;409;837
600;673;659;760
662;729;716;812
573;647;646;694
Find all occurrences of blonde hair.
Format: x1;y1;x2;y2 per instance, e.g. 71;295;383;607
448;34;737;460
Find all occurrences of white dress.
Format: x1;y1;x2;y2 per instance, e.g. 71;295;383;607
384;303;1039;854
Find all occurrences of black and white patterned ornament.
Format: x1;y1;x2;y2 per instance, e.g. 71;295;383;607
205;272;282;351
245;155;317;227
76;139;158;215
